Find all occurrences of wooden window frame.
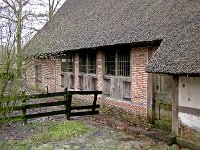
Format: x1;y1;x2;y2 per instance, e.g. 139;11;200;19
105;49;130;77
61;53;74;73
79;52;96;74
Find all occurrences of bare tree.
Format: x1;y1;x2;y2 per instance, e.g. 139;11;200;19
0;0;30;55
0;0;65;125
0;9;26;125
36;0;65;21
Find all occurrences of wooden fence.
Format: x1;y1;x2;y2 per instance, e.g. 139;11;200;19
0;88;102;124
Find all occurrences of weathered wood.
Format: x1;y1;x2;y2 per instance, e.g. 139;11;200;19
64;88;70;120
26;110;66;119
0;92;65;102
92;94;98;112
71;105;100;110
0;88;102;123
67;94;72;119
176;137;200;150
22;99;27;125
147;73;155;124
172;75;179;135
0;100;66;112
3;109;66;121
26;101;66;109
71;111;99;116
68;90;102;95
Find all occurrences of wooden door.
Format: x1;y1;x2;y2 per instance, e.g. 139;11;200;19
154;74;173;130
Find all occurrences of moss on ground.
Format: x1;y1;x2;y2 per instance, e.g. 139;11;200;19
0;121;90;150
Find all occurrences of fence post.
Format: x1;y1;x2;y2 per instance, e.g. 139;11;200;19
46;86;49;93
22;97;27;125
68;94;72;119
65;87;71;120
92;93;98;112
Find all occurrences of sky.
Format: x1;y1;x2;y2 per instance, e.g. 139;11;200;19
0;0;66;45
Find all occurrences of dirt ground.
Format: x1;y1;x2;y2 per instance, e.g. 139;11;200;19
0;113;171;150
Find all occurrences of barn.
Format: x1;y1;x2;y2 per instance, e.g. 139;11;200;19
25;0;200;142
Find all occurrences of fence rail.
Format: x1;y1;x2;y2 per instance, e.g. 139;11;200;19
0;88;102;124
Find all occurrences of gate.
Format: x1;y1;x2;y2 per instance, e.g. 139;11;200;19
0;88;102;124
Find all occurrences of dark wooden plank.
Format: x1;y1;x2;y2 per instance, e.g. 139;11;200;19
92;94;98;111
65;88;71;120
26;101;66;109
71;105;100;110
26;110;66;119
28;92;65;99
71;111;99;116
22;99;27;125
0;101;66;112
0;92;65;102
1;110;67;121
68;91;102;95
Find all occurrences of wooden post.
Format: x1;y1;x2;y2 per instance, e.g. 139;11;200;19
22;99;27;125
92;93;98;112
68;94;72;119
172;75;179;136
65;87;71;120
147;73;155;124
46;86;49;93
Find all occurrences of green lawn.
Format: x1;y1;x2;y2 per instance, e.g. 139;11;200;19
0;121;90;150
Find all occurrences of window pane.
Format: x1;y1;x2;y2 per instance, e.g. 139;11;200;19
88;52;96;74
61;56;67;72
105;50;115;75
79;53;87;73
61;53;73;72
117;50;130;76
66;54;73;72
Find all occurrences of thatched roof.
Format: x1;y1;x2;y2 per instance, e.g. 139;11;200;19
25;0;200;75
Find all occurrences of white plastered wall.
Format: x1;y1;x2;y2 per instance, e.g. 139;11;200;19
179;77;200;131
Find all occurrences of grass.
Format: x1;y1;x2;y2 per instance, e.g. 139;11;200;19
0;120;90;150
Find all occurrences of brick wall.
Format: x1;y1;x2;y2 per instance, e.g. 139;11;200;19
26;46;156;127
41;58;56;92
55;58;62;92
26;60;37;89
131;47;148;105
72;95;149;127
74;52;79;90
26;58;62;93
97;51;103;91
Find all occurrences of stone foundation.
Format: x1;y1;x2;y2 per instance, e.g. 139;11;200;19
72;95;149;128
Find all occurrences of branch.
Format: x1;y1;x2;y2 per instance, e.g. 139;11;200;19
2;0;17;13
0;15;16;22
53;0;62;12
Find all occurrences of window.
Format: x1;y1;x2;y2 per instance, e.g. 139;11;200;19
105;50;115;75
79;52;96;74
105;49;130;76
79;54;87;73
88;53;96;74
117;51;130;76
61;53;73;72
